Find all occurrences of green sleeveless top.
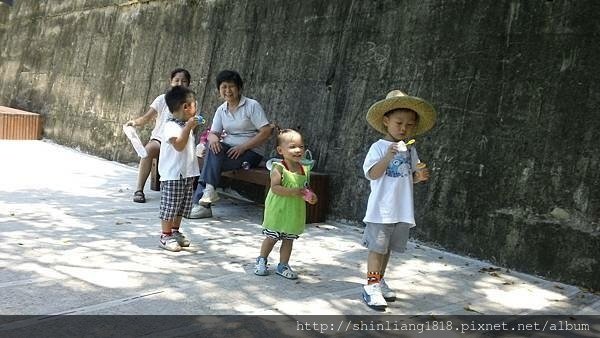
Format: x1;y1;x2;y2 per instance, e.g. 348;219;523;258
262;161;310;235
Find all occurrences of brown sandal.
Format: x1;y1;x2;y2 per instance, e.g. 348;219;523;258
133;190;146;203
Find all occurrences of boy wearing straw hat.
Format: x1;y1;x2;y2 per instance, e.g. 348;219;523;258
361;90;436;310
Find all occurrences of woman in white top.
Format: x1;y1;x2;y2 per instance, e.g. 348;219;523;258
190;70;272;218
125;68;191;203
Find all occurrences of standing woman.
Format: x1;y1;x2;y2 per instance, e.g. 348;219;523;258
190;70;272;218
125;68;192;203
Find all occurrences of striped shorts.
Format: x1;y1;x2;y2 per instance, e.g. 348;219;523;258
159;177;196;220
262;228;299;241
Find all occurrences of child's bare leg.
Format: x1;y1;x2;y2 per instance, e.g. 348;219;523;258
161;219;174;233
279;239;294;265
367;251;385;284
380;250;391;277
136;140;160;191
170;216;183;231
259;237;277;258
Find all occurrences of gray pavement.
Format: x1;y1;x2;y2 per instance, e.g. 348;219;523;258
1;140;599;320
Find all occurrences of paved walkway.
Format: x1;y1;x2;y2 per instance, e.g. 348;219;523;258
0;140;598;334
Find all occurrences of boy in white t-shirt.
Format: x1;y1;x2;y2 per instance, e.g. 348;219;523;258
157;86;200;252
361;90;437;310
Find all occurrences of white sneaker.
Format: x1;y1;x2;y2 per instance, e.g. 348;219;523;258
159;235;181;252
362;284;387;310
254;256;268;276
172;231;190;247
218;187;253;202
379;278;396;301
199;185;220;204
188;204;212;219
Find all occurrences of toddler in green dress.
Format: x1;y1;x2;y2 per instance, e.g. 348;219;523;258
254;129;318;279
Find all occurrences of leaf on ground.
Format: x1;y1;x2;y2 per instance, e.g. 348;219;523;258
115;220;132;225
315;225;336;230
553;284;565;290
464;305;482;314
502;281;515;285
479;267;501;273
489;272;501;278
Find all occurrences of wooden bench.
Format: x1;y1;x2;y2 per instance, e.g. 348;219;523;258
222;167;329;224
150;158;329;223
0;106;43;140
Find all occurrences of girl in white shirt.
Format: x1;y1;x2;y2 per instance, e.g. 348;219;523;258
125;68;191;203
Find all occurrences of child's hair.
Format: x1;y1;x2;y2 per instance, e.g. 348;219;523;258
276;128;302;146
216;70;243;90
165;86;195;115
171;68;191;83
384;108;420;122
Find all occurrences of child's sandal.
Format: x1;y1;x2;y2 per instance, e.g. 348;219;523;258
276;263;298;279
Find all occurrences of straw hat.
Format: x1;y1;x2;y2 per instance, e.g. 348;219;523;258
366;90;437;135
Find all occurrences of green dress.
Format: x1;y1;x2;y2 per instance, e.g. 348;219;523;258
262;162;310;235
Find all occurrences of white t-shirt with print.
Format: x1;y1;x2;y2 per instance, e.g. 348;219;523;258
149;94;171;142
158;120;200;181
210;96;270;156
363;139;420;225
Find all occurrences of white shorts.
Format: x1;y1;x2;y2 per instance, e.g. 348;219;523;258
361;222;411;254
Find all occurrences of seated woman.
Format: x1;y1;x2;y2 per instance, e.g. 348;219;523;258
190;70;272;218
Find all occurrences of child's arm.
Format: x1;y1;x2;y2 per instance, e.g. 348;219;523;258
366;143;397;180
413;167;430;183
170;117;198;152
303;187;318;205
269;167;304;198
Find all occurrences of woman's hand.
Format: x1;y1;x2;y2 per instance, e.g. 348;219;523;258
226;144;247;159
207;133;222;154
125;119;137;127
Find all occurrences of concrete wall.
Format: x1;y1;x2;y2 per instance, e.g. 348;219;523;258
1;0;598;289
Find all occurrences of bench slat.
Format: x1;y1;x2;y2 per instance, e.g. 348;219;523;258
150;159;329;223
223;167;329;224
